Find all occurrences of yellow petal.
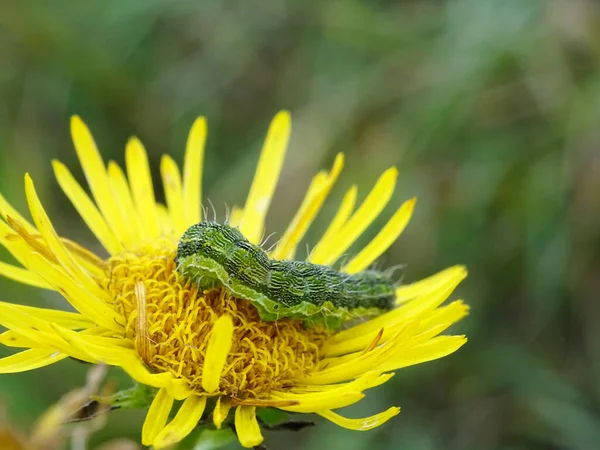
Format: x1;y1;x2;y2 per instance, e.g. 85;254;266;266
234;406;264;448
317;407;400;431
24;174;107;301
49;323;132;352
272;153;344;260
415;300;470;338
24;252;120;332
153;395;207;449
396;265;467;304
60;238;104;276
202;315;234;393
272;392;364;413
0;348;66;373
0;303;93;329
120;354;172;389
342;197;416;274
160;155;186;235
0;260;51;289
142;387;174;446
0;330;38;348
310;186;357;262
70;116;133;248
183;116;207;226
303;323;418;385
0;303;93;362
329;266;467;346
291;373;394;394
166;378;195;401
380;335;467;372
0;193;37;235
126;137;160;240
0;220;34;267
239;111;291;244
272;371;381;412
213;396;232;429
227;206;244;228
309;167;398;265
52;160;123;255
280;371;380;399
156;203;174;236
106;161;142;247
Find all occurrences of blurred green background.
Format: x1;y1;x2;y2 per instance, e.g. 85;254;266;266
1;0;600;449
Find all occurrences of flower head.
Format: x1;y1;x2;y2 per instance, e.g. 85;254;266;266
0;112;468;449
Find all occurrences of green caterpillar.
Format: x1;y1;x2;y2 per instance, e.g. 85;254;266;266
175;222;396;327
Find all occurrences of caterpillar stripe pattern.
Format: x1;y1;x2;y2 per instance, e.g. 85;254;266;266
175;222;396;327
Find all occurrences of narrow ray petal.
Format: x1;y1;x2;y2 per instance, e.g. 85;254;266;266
380;335;467;372
70;116;133;247
396;265;468;304
276;371;381;406
0;348;67;373
0;303;94;361
272;153;344;260
326;298;468;358
165;378;194;401
0;220;34;267
0;330;39;348
153;395;207;449
343;197;416;274
317;407;400;431
60;238;104;276
52;160;123;254
240;111;291;244
213;396;232;429
310;186;357;262
120;355;173;389
24;253;120;332
142;387;174;446
0;304;93;329
0;260;51;289
234;406;264;448
0;193;37;234
49;324;135;366
329;267;466;345
272;392;365;413
160;155;186;234
106;161;142;244
202;315;234;393
126;137;160;240
303;323;418;385
415;300;470;337
50;324;132;350
227;206;244;228
183;116;207;226
309;168;398;265
24;174;107;300
156;204;174;236
291;373;394;394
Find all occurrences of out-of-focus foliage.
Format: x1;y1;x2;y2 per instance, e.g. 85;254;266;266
1;0;599;449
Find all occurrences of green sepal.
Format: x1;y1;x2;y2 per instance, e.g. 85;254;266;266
92;382;157;410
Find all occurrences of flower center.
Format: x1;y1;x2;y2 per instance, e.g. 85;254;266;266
103;240;331;399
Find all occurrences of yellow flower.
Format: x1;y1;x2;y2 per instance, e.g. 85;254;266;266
0;111;468;449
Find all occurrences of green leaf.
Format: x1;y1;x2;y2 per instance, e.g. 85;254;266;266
177;428;236;450
256;407;289;426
